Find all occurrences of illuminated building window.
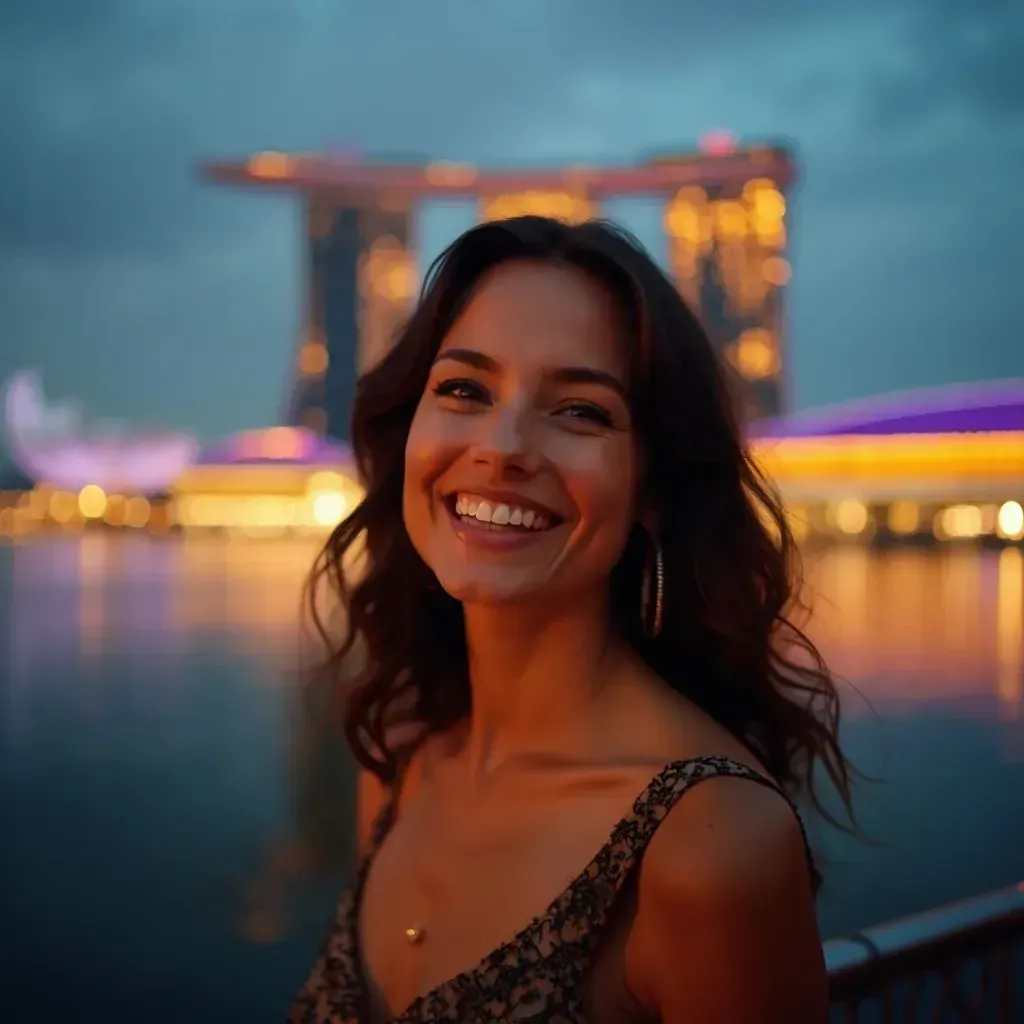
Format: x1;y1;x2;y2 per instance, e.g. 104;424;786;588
662;175;790;418
357;235;418;373
247;152;294;180
298;342;329;377
729;328;780;380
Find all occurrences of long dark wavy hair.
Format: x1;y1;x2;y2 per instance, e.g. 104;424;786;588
306;215;855;839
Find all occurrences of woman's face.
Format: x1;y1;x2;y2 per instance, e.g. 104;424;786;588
403;259;640;608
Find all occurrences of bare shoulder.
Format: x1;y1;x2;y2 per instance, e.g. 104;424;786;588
624;772;828;1024
646;770;810;893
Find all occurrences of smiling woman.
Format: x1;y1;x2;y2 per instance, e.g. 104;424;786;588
291;216;854;1024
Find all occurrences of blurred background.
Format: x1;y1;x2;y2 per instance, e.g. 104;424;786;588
1;1;1022;1021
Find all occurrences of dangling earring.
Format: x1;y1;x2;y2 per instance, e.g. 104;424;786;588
641;531;665;638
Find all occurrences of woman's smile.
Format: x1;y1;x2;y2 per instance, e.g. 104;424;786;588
441;489;569;552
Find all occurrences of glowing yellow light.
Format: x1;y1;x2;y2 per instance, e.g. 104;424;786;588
298;343;329;377
936;504;984;540
997;500;1024;540
306;471;347;495
996;547;1023;717
49;491;78;524
731;328;780;380
25;488;49;518
247;151;294;179
714;201;748;239
752;431;1024;482
834;500;868;535
103;495;127;527
888;501;920;535
125;496;151;528
78;485;108;519
311;491;349;527
742;178;779;198
751;187;786;220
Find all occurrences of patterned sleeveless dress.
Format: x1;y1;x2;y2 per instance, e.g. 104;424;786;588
287;755;811;1023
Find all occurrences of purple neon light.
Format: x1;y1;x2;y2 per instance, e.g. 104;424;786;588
197;428;354;467
754;379;1024;439
3;371;199;493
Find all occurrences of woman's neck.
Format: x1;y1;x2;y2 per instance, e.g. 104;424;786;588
458;592;630;780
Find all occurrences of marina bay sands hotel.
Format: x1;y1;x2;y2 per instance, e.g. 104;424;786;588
202;138;794;435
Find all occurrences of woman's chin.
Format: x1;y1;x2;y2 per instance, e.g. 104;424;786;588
436;566;555;608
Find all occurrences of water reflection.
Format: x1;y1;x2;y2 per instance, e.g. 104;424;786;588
3;535;1023;751
996;547;1023;759
5;533;319;665
1;535;1023;1021
806;546;1023;738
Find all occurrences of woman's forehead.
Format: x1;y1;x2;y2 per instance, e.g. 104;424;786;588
440;261;630;377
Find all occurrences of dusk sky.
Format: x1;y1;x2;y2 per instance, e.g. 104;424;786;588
1;0;1021;443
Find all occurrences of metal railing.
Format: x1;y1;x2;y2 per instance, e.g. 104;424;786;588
825;882;1024;1022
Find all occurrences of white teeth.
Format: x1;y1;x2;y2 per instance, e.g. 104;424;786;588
451;493;554;531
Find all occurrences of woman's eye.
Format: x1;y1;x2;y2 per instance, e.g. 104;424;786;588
432;378;488;403
556;403;614;427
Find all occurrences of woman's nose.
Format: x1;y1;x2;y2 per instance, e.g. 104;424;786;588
472;403;539;475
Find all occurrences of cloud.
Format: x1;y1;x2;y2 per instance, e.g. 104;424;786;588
853;0;1024;131
1;0;1018;262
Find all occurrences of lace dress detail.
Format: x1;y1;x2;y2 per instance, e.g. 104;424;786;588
287;756;811;1023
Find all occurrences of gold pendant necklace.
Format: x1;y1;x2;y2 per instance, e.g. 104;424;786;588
404;924;426;945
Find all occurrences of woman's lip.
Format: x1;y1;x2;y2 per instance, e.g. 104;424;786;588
445;501;559;550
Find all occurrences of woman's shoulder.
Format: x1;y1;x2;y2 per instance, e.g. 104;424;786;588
622;760;826;1021
644;763;806;895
